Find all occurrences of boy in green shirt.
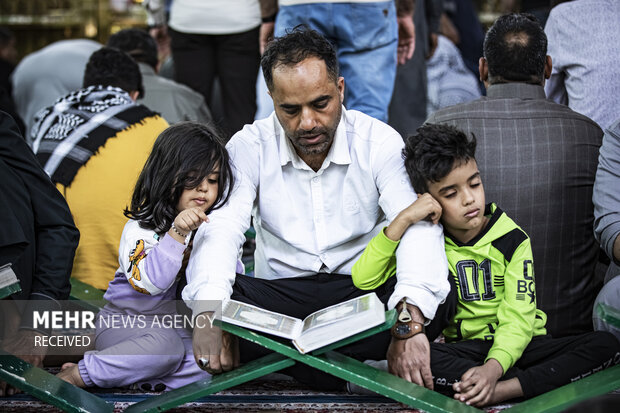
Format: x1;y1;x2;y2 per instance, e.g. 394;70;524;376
352;124;619;406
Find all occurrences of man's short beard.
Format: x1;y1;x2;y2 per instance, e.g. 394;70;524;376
292;133;332;156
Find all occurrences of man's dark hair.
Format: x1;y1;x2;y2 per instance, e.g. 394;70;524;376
107;28;158;70
83;47;144;98
403;124;477;193
483;13;547;84
261;25;339;91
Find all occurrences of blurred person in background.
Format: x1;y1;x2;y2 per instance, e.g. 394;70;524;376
11;39;101;142
31;48;168;291
107;28;212;125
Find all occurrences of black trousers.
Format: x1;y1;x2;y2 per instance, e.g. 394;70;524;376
169;27;260;138
430;331;620;399
231;273;456;390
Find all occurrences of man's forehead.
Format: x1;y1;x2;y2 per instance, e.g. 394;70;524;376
272;57;328;82
271;58;337;102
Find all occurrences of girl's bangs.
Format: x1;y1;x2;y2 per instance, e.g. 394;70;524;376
178;151;221;189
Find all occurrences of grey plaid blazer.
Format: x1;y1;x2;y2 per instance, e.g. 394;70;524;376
426;83;603;337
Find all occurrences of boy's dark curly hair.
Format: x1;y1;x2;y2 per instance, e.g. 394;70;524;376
403;123;477;193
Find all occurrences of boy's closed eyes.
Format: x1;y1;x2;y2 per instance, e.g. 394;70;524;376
427;159;489;244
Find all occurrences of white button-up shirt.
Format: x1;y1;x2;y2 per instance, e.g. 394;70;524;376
184;108;449;319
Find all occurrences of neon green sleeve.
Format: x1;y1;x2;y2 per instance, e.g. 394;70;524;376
486;238;537;373
351;228;399;290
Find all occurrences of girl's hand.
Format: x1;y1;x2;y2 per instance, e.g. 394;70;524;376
169;207;209;242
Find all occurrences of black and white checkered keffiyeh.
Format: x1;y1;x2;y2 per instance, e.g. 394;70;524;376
31;85;157;186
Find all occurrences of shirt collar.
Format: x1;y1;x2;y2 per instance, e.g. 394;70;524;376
138;62;157;77
486;83;547;100
277;106;352;171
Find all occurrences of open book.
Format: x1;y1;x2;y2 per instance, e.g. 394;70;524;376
222;292;385;354
0;263;21;299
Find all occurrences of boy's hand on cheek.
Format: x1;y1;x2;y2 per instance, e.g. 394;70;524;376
415;193;442;225
400;193;442;225
453;359;503;406
385;194;442;241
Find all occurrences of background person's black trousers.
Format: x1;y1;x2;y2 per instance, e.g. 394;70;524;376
169;27;260;138
231;273;456;390
430;332;620;399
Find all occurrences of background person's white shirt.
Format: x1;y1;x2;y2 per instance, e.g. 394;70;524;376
184;108;449;319
145;0;261;35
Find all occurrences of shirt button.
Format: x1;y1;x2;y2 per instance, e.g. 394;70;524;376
312;177;320;183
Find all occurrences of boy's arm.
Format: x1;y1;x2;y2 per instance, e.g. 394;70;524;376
351;228;399;290
485;237;538;373
351;194;442;290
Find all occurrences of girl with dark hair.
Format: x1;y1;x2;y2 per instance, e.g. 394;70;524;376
57;121;236;391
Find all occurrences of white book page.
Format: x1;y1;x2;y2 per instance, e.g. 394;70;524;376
0;263;18;288
300;293;374;335
223;300;302;339
293;294;384;354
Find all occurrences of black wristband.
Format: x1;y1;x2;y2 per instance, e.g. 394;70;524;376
262;14;276;23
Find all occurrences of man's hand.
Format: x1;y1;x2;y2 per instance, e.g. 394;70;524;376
259;0;277;54
149;24;171;66
453;359;503;407
387;333;433;389
1;330;47;396
192;313;239;374
397;16;416;65
260;22;275;55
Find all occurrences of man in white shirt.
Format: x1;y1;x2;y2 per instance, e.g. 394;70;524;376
185;27;450;390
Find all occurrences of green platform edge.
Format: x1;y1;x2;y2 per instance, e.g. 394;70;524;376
0;352;112;413
503;363;620;413
597;302;620;329
124;352;295;413
125;310;480;413
496;301;620;413
69;278;106;312
0;281;22;300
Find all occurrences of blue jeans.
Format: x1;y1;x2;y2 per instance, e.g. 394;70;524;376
275;1;398;123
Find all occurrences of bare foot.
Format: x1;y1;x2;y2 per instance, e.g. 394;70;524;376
56;363;86;388
60;362;74;371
